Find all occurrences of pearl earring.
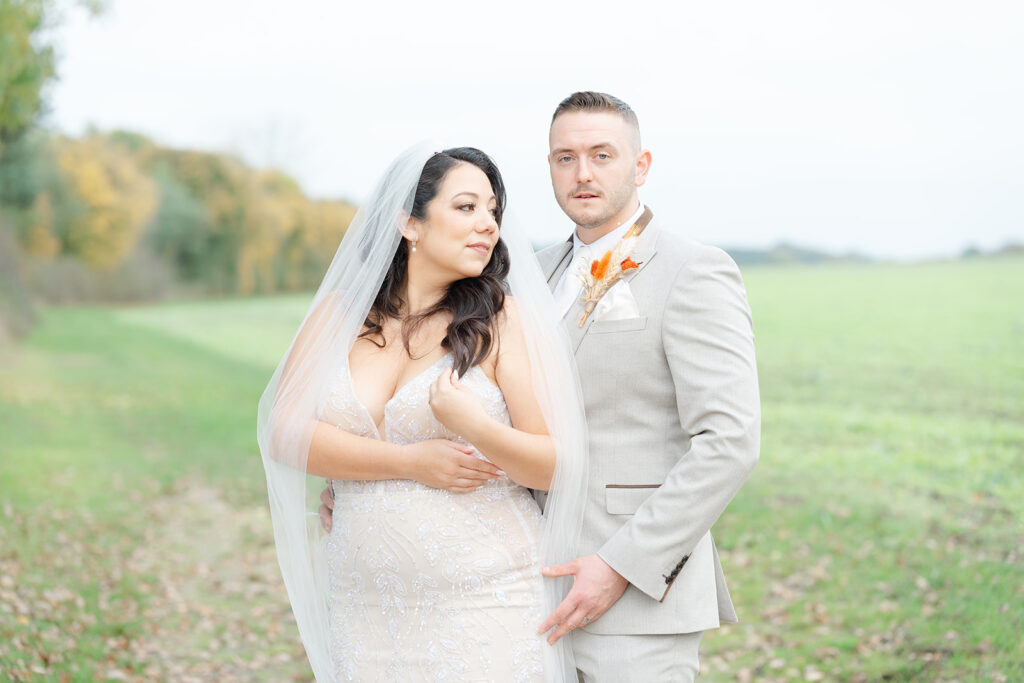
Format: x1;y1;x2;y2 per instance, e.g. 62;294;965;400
411;239;417;252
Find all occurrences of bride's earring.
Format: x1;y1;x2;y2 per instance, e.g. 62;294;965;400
410;239;417;253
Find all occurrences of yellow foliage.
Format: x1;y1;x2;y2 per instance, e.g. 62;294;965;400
35;131;359;292
56;135;158;270
22;191;60;259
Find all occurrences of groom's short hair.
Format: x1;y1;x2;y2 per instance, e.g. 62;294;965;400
551;91;641;151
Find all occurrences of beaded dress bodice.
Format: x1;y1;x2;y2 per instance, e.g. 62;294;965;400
324;353;516;493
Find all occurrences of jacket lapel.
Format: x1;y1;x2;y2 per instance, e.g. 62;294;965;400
621;218;659;284
541;239;574;290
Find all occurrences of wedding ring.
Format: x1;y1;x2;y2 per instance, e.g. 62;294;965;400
581;616;591;624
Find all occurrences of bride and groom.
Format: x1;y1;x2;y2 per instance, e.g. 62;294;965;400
257;91;761;682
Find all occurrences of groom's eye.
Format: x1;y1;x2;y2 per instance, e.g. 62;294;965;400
558;155;573;163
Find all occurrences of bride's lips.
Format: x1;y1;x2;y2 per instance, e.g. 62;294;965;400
467;242;491;254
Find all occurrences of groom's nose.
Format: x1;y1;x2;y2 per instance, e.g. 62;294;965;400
575;158;593;183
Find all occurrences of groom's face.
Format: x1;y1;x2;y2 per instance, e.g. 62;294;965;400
548;111;641;230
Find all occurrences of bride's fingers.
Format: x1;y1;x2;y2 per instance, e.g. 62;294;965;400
464;466;499;479
453;469;489;482
430;372;451;396
435;369;454;390
458;455;500;475
458;470;493;481
448;485;482;493
444;440;476;455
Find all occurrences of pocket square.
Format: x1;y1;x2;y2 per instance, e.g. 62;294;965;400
592;280;640;322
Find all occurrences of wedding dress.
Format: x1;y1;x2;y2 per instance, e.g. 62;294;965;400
322;353;547;682
258;144;587;682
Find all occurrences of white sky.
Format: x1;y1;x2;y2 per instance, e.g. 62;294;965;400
47;0;1024;259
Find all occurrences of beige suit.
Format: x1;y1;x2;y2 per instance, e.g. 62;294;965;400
537;210;760;679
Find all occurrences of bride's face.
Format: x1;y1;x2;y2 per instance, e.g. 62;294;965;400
409;163;500;281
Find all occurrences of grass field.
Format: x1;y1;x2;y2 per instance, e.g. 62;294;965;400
1;258;1021;681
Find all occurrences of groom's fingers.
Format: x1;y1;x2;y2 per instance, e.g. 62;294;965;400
546;606;589;645
540;562;577;578
537;587;579;634
536;581;577;634
318;503;332;532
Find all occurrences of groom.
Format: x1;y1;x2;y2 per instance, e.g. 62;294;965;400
533;91;760;681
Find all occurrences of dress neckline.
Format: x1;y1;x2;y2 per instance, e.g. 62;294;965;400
345;353;498;440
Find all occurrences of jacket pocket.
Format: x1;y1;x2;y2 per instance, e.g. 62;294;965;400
605;484;661;515
589;316;648;334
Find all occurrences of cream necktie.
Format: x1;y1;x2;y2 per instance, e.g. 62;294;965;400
555;245;592;320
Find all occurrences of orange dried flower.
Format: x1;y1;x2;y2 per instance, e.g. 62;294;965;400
621;257;639;271
592;251;612;280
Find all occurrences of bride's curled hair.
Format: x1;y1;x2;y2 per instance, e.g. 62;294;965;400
361;147;510;376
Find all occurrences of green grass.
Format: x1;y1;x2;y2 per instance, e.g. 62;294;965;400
702;258;1024;681
1;258;1022;680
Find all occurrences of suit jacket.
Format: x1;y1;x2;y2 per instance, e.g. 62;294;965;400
536;209;760;635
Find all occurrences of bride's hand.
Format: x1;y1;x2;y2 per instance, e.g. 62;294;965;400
405;439;502;493
428;368;489;437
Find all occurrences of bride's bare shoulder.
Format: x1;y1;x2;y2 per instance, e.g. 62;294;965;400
496;295;525;334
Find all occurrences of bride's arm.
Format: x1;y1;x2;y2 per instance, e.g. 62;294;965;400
267;295;500;491
306;424;499;491
429;299;556;491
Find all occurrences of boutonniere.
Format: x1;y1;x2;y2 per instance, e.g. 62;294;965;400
576;223;644;327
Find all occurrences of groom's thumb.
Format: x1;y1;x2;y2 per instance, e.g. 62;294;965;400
541;561;576;578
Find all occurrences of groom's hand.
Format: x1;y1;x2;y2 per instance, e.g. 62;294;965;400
318;484;334;532
538;554;629;645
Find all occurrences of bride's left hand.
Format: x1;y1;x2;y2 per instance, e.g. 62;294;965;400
429;368;489;438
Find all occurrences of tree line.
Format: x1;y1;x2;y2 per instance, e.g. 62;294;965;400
4;129;357;295
0;0;357;338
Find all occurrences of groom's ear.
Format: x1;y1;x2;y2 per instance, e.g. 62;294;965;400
634;150;652;188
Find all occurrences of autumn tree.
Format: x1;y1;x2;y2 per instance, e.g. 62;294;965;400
53;134;158;269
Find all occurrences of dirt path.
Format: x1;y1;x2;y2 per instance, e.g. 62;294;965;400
117;480;312;681
1;479;312;682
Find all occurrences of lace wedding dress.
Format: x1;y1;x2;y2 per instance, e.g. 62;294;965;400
321;353;547;682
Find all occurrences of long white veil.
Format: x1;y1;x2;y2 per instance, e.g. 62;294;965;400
256;143;588;682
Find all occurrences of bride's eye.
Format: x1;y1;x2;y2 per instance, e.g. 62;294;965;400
458;203;475;212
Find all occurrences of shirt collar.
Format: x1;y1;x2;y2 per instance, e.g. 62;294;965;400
572;202;645;256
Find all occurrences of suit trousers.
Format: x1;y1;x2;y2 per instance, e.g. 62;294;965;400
573;629;703;682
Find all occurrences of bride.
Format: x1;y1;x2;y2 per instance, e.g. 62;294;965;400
257;145;588;682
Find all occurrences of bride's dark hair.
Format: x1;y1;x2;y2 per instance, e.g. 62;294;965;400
360;147;510;376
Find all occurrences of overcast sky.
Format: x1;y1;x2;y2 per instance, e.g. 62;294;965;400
47;0;1024;259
